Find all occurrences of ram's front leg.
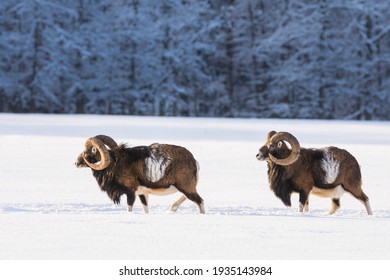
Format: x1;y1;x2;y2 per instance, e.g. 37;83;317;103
126;191;136;212
138;194;149;214
298;191;309;213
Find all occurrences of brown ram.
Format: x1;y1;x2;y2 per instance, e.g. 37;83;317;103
256;131;372;215
75;135;204;213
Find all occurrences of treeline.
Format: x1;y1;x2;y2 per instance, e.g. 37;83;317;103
1;0;390;119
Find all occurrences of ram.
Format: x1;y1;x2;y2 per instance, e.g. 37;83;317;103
75;135;204;213
256;131;372;215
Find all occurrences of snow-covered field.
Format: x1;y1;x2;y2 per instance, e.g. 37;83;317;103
0;114;389;260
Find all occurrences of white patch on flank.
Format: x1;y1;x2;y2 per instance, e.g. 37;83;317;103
311;185;345;199
321;149;340;184
145;151;171;182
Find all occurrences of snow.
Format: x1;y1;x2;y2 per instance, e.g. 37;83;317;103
0;113;390;260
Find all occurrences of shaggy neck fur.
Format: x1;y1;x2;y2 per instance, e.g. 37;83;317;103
268;163;294;207
267;147;296;207
92;168;124;204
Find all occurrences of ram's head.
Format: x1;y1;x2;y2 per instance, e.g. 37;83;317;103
256;131;300;166
75;135;118;170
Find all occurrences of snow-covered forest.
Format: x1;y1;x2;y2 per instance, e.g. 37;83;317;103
1;0;390;119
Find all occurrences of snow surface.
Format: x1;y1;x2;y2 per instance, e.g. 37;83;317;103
0;114;389;260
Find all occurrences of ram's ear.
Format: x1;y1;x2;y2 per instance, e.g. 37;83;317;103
268;132;300;166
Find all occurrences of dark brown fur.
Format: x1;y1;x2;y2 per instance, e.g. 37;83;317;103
76;142;203;213
257;131;372;215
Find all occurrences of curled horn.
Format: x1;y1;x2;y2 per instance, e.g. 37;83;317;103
266;130;277;142
94;135;118;149
269;132;300;166
83;137;111;170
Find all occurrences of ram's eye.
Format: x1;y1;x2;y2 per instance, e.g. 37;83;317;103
268;142;276;149
91;147;98;154
277;141;283;148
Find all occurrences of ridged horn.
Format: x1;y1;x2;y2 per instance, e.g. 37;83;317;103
83;137;111;170
268;132;300;166
94;135;118;149
266;130;277;142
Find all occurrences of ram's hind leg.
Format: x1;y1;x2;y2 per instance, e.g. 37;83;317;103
186;193;205;214
174;187;205;214
361;193;373;215
344;179;372;215
329;198;340;215
351;191;372;215
169;194;187;212
175;176;205;214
